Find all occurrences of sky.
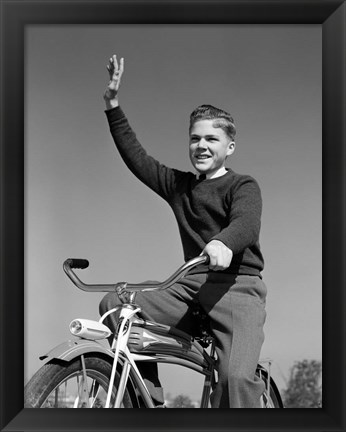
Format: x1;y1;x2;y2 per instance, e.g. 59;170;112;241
25;25;322;401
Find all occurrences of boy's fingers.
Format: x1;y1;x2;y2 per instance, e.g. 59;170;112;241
107;65;114;81
113;54;119;71
106;55;124;79
107;60;114;72
119;57;124;73
208;254;217;269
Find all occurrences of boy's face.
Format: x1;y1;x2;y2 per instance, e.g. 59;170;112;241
189;119;235;177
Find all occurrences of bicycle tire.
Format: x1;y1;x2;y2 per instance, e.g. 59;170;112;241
257;369;283;408
24;355;135;408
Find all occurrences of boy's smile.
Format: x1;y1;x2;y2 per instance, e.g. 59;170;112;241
189;119;235;179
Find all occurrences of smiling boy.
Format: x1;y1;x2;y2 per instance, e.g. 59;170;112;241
99;55;267;408
189;117;235;180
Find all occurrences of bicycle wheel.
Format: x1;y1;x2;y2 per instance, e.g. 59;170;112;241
257;369;283;408
24;355;135;408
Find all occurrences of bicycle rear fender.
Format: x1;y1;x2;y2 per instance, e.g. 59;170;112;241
39;339;114;364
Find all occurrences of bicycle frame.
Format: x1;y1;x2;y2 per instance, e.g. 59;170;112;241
35;256;279;409
59;256;217;407
94;300;217;408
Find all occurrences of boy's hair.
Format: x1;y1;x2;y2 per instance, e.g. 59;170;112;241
189;104;236;141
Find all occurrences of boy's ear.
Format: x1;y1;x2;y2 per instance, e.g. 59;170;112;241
226;141;236;156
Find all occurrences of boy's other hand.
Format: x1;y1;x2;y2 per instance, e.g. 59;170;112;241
104;54;124;109
201;240;233;271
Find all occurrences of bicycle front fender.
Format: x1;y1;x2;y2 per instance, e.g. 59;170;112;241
39;338;115;364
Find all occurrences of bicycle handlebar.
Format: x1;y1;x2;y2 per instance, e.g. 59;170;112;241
63;255;210;294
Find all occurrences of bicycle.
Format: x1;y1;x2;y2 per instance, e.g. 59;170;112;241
24;256;283;408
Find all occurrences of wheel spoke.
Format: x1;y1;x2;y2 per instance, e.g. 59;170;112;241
89;380;101;408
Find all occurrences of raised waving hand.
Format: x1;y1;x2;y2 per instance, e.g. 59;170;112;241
104;55;124;109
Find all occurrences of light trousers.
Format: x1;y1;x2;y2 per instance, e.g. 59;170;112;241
99;272;267;408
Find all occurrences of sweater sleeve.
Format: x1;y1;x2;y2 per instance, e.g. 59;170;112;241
211;176;262;255
105;106;184;200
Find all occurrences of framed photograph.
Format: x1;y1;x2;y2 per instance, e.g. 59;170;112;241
1;1;345;431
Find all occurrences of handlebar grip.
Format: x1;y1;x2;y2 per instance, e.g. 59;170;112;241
200;254;210;265
68;258;89;270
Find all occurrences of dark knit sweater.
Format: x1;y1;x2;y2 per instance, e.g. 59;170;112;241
106;106;264;276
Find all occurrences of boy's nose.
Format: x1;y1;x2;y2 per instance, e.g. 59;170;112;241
197;139;207;149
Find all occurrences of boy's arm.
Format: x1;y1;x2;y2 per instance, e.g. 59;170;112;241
103;54;184;199
202;176;262;271
106;107;183;199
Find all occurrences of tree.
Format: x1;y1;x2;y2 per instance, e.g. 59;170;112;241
283;359;322;408
168;394;196;408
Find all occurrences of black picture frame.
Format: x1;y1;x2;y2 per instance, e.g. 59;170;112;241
1;1;345;431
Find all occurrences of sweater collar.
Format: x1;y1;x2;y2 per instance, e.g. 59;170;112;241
197;169;232;182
